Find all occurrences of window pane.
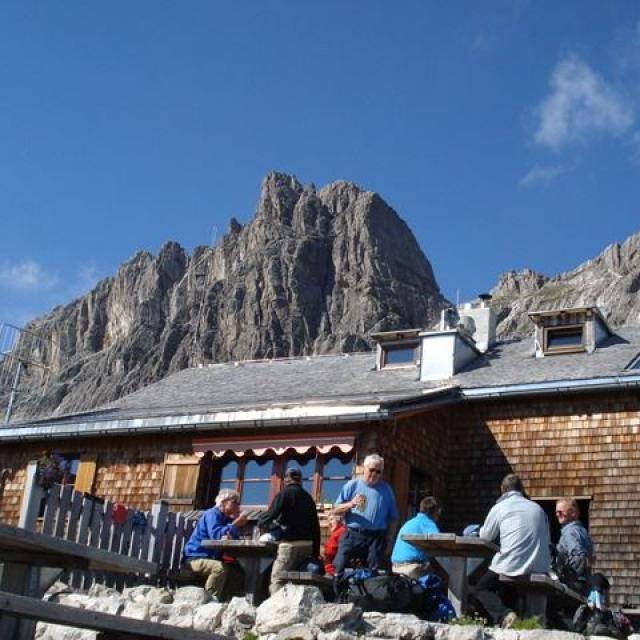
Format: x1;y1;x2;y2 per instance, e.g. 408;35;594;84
244;459;272;479
323;457;353;479
221;460;238;482
321;456;353;503
241;458;273;506
384;345;416;366
547;327;583;349
242;481;271;506
321;479;346;503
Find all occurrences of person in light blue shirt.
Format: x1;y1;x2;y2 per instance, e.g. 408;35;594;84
391;496;441;578
332;454;399;574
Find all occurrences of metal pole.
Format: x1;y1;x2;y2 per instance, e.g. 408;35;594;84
4;360;22;424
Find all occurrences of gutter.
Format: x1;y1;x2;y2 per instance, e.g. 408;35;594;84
461;374;640;400
0;404;388;443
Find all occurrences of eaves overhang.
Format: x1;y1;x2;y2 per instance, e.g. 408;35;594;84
461;374;640;400
0;403;388;443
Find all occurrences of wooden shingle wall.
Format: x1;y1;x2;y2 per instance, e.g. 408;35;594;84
378;408;452;521
444;390;640;607
0;433;193;524
0;449;30;524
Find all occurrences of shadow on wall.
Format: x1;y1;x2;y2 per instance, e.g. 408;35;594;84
441;405;513;536
0;468;13;503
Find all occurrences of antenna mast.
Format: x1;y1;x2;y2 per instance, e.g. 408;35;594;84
0;323;59;424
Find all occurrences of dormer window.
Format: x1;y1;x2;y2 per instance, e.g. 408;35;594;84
544;324;584;353
371;329;421;370
529;306;611;358
381;343;419;368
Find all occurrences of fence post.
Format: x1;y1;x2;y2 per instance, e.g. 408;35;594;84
18;460;45;530
146;501;169;565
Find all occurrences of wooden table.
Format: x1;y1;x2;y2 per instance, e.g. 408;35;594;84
200;539;278;605
402;533;498;614
0;522;158;640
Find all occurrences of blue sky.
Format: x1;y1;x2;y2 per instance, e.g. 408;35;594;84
1;1;639;328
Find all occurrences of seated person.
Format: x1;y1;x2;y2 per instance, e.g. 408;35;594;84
391;496;441;579
554;498;594;595
322;513;346;576
183;489;247;600
257;467;321;594
472;474;551;628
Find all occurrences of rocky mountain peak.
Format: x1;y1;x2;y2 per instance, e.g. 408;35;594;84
3;173;447;421
492;231;640;337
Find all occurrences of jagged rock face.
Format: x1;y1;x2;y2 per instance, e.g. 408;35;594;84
5;172;446;420
492;232;640;338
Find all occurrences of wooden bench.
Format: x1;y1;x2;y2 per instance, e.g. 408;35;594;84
0;590;229;640
281;571;334;597
499;573;586;625
166;567;206;589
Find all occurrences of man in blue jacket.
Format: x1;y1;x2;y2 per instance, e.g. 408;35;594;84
391;496;441;578
183;488;247;599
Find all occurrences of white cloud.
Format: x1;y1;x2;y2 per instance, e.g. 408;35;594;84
534;55;634;151
0;260;58;291
519;164;568;187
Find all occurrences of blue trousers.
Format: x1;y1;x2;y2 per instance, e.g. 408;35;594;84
332;527;386;575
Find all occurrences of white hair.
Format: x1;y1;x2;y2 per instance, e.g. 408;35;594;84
363;454;384;470
215;488;240;508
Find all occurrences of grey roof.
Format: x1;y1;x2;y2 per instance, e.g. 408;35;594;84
455;327;640;388
103;327;640;416
5;327;640;435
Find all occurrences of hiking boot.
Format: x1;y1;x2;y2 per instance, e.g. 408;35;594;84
501;611;519;628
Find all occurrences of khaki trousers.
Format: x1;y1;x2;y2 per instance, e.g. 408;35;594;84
269;540;313;595
392;561;432;580
186;558;244;600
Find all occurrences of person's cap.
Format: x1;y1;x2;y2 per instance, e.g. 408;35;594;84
284;467;302;480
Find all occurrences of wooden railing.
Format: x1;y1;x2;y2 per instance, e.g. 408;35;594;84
25;483;198;587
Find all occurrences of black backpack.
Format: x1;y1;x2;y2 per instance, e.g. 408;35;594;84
336;571;413;613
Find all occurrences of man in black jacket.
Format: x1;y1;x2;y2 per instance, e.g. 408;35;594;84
258;466;321;594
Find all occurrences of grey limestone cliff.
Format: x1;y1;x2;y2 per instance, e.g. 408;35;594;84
492;231;640;337
4;172;447;421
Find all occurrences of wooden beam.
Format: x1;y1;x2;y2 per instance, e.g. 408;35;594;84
0;590;229;640
0;523;157;575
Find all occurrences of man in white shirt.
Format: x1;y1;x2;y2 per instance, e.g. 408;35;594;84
473;474;551;627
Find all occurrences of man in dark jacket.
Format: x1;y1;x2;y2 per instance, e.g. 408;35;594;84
555;498;594;594
258;466;321;594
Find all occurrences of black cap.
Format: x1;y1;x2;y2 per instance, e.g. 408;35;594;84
284;467;302;480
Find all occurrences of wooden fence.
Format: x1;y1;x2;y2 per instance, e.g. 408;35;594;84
26;483;197;588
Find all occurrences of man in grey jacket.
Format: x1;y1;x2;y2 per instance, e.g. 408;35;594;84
473;474;551;627
555;498;593;595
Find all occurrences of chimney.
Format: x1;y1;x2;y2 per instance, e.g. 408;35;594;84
456;294;496;353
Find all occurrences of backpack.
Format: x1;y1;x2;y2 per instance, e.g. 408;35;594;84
412;574;457;623
572;605;632;638
336;570;413;613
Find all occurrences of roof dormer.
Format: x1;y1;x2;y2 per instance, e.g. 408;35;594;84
371;329;421;370
528;306;612;358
